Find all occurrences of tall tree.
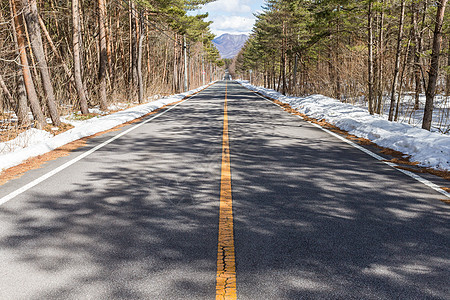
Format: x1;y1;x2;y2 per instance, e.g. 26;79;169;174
388;0;405;121
375;0;386;114
446;38;450;96
422;0;448;130
129;1;138;99
411;0;424;110
22;0;61;126
367;0;375;114
137;12;145;102
11;0;46;129
9;7;29;128
98;0;108;110
72;0;89;114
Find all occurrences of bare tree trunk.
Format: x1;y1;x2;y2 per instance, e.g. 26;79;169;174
395;38;411;121
72;0;89;114
106;10;113;78
264;72;267;89
23;0;61;126
146;26;151;85
210;63;213;85
411;1;422;110
277;64;282;93
201;52;205;86
0;74;15;108
293;55;298;95
16;72;30;127
22;12;39;82
129;2;138;98
173;36;179;92
128;4;132;88
11;0;46;129
335;13;341;100
98;0;108;110
9;3;29;127
281;22;286;95
446;38;450;96
137;13;144;103
388;0;405;121
162;41;169;85
183;36;188;92
422;0;447;130
375;0;385;114
272;63;276;90
367;0;375;114
327;44;336;97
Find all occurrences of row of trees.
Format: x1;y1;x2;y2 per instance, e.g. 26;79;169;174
0;0;223;130
232;0;449;131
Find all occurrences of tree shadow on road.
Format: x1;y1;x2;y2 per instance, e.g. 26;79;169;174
0;90;448;299
227;91;450;299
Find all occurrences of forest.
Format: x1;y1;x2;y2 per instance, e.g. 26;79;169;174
0;0;223;137
231;0;449;132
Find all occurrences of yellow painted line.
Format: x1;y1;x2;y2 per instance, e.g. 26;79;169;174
216;81;237;300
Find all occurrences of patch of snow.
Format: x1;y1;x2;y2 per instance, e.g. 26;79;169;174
88;108;105;115
0;128;54;155
107;103;130;111
238;80;450;171
344;93;449;134
0;83;213;172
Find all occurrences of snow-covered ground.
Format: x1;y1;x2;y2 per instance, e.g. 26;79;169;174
0;84;211;172
342;93;449;134
238;80;450;172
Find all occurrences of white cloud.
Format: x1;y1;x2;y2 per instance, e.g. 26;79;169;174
203;0;252;13
210;15;255;34
191;0;263;35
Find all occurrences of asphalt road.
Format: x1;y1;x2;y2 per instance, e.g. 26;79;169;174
0;81;449;299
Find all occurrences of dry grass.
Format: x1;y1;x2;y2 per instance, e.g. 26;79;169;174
1;123;74;144
0;126;28;143
379;148;407;158
43;123;75;135
0;111;14;120
385;157;419;166
347;135;378;146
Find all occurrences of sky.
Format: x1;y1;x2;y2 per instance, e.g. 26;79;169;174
194;0;266;37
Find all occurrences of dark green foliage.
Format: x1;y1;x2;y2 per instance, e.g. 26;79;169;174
234;0;449;130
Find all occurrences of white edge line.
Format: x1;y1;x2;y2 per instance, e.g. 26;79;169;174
250;90;450;200
0;94;197;206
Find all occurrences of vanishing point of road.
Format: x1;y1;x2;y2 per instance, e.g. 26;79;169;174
0;81;448;299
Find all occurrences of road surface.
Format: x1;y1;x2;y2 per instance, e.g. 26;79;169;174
0;81;448;299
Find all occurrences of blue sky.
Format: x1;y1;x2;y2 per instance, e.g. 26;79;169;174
194;0;266;37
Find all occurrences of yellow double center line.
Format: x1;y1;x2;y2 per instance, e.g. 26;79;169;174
216;81;237;300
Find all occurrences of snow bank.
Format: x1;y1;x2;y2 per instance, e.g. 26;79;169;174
0;129;53;155
238;80;450;171
0;84;211;172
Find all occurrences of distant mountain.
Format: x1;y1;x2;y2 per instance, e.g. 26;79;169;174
212;34;249;59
